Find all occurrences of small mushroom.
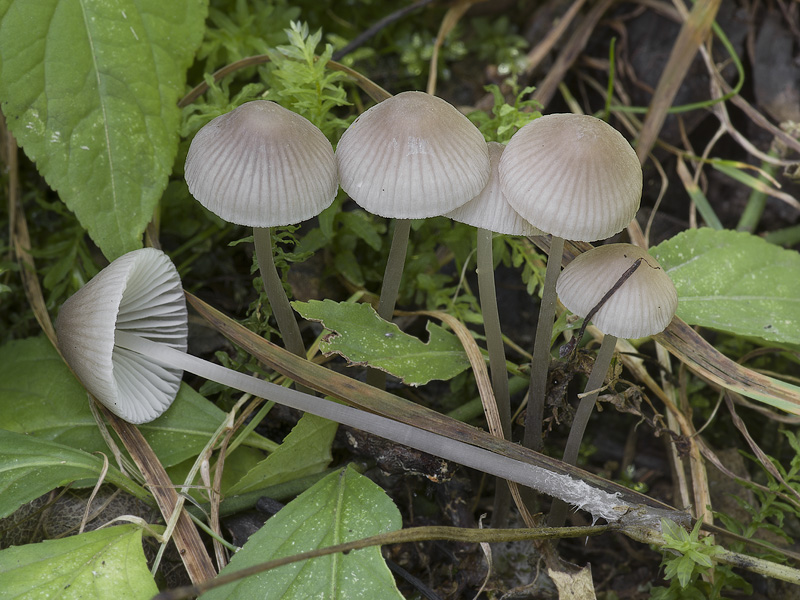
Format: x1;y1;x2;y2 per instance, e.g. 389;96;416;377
447;142;539;440
498;113;642;450
336;90;490;388
185;100;338;358
54;248;636;521
549;243;677;525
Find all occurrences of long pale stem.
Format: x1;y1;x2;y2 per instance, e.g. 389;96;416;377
523;235;565;451
376;219;412;322
549;334;617;526
477;228;512;527
114;330;634;521
253;227;305;358
367;218;412;389
476;228;512;439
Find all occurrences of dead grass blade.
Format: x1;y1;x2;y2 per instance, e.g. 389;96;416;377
636;0;722;161
185;292;677;512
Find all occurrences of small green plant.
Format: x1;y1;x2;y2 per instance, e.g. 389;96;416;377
650;518;750;599
263;21;352;138
468;83;542;143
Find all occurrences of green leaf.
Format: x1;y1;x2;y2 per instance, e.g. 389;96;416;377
0;337;266;467
292;300;470;386
0;0;207;259
0;429;147;519
0;524;157;599
226;413;337;496
201;466;403;600
651;228;800;344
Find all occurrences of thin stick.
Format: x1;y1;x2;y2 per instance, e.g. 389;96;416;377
523;235;565;451
253;227;305;357
102;408;217;583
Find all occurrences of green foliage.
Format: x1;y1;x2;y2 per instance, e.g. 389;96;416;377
226;413;337;495
201;466;403;599
716;430;800;559
198;0;301;71
0;0;208;259
650;519;751;599
293;299;471;385
651;228;800;345
0;524;158;600
0;429;147;519
263;21;352;138
469;83;542;143
470;16;529;82
0;336;273;467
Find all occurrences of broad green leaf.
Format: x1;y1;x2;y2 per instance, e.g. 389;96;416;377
651;228;800;344
0;0;207;259
201;466;403;600
0;524;157;599
0;337;272;467
0;429;148;519
226;413;337;496
293;300;470;385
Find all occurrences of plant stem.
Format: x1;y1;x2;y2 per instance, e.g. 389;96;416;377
253;227;305;357
549;334;617;526
114;330;637;523
523;235;565;451
736;148;779;233
367;218;412;389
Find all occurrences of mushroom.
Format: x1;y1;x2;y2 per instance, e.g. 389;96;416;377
447;141;539;440
53;248;645;523
498;113;642;450
550;243;677;524
185;100;338;358
336;91;490;340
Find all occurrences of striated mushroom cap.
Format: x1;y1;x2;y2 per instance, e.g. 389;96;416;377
336;91;490;218
447;142;541;235
185;100;337;227
56;248;188;424
556;243;677;339
499;114;642;242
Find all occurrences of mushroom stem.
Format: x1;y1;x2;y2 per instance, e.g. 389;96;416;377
253;227;305;358
523;235;565;451
476;228;512;439
549;333;617;526
376;219;412;321
113;329;633;522
367;218;412;389
477;227;513;527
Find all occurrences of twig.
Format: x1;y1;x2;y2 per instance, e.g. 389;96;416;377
332;0;437;61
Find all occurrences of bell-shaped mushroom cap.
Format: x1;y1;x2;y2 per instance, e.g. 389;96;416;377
336;91;491;218
185;100;338;227
499;114;642;242
56;248;188;424
447;142;541;235
556;243;677;339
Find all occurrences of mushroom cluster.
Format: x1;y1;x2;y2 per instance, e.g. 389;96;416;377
56;92;678;533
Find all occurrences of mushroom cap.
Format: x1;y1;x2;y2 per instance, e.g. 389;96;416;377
556;243;677;339
498;113;642;242
336;91;491;218
185;100;338;227
447;142;541;236
56;248;188;424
